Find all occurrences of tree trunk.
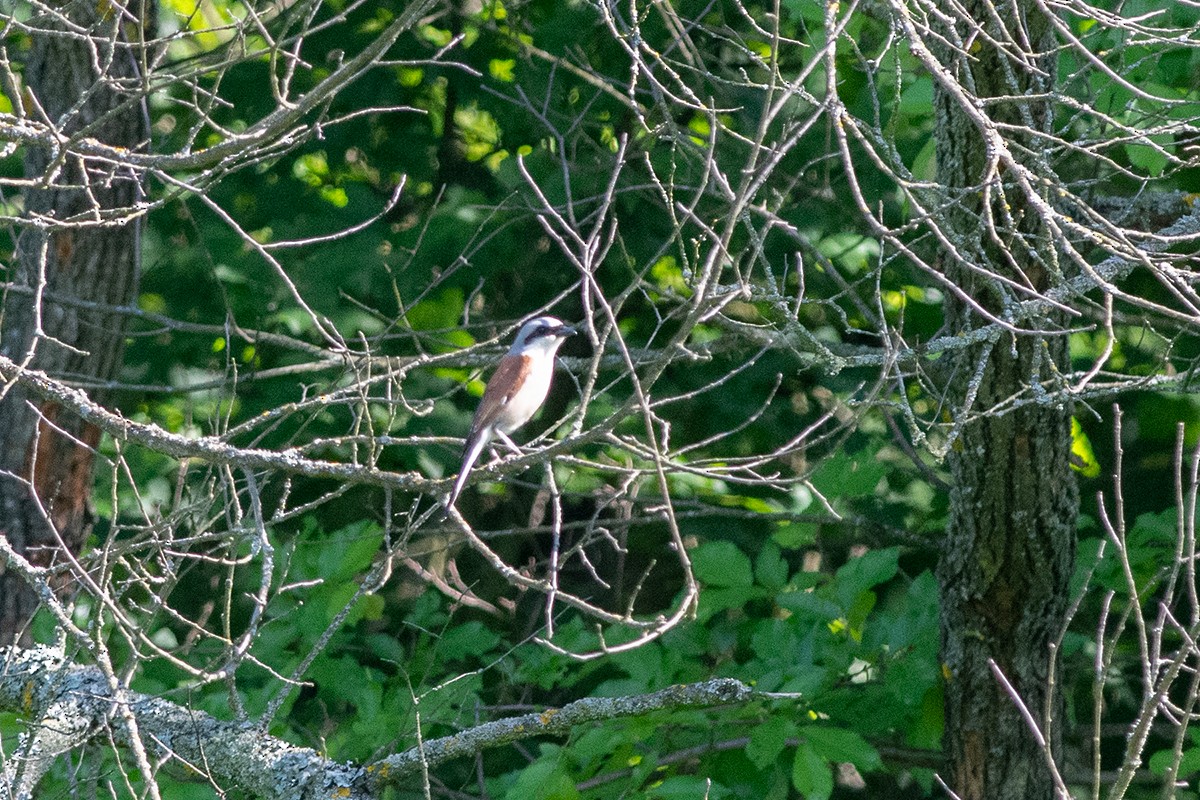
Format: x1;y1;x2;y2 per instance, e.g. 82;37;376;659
0;6;147;644
933;3;1078;799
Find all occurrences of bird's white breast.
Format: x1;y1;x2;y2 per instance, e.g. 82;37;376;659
487;326;570;436
497;354;555;434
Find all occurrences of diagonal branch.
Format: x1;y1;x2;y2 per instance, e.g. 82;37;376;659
366;678;753;790
0;0;437;176
0;645;755;800
0;645;369;800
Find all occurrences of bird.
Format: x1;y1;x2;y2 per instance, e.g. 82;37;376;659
446;316;577;508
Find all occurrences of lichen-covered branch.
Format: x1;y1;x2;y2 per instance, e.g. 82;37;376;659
365;679;753;789
0;646;367;800
0;646;755;800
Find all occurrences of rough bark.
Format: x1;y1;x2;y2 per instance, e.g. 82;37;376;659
932;2;1078;799
0;5;147;644
0;645;752;799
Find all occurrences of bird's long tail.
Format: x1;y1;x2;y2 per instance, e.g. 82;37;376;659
447;431;489;509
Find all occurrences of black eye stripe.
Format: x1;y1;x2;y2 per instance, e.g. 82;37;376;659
521;321;568;343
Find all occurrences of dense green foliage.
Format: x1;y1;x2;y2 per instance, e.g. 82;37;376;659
2;0;1200;797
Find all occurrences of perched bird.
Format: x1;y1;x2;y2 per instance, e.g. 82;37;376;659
447;316;577;508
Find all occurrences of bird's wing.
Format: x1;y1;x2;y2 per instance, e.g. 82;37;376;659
470;354;531;434
447;355;531;507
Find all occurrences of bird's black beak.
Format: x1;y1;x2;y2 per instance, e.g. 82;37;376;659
556;324;577;338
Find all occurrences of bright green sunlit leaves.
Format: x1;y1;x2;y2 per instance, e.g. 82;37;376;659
1070;417;1101;478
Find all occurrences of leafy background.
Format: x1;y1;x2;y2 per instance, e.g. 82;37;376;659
2;0;1198;797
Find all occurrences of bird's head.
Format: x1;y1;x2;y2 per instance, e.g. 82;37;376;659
508;316;577;356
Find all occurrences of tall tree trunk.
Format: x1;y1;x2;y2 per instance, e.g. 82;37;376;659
0;5;147;644
933;2;1078;799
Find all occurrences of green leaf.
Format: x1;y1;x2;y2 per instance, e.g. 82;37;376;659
406;288;466;333
747;716;794;769
697;586;760;622
844;589;877;641
816;233;881;275
1125;138;1171;177
692;541;753;587
506;749;581;800
909;688;945;750
438;621;502;661
648;776;729;800
799;725;883;772
1069;417;1101;477
489;58;516;82
781;0;824;24
833;547;900;610
774;521;817;549
791;742;833;800
318;521;384;583
810;451;888;502
1147;745;1200;776
357;593;385;622
899;75;934;115
910;137;936;181
776;589;841;620
755;542;790;590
